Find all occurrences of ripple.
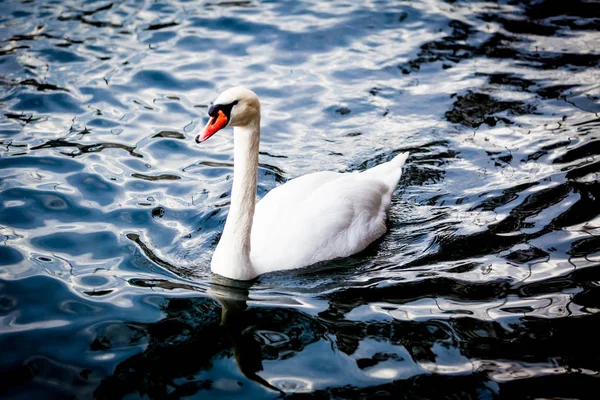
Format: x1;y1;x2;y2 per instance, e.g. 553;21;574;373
30;231;123;259
36;48;87;63
0;245;24;266
1;0;599;398
131;70;212;91
66;173;119;206
11;92;85;114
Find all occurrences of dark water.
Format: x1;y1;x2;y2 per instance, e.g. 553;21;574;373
1;0;600;398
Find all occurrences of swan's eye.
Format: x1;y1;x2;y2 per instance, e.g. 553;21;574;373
208;104;219;117
208;101;237;125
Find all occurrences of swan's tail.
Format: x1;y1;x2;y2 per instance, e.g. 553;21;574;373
363;151;409;190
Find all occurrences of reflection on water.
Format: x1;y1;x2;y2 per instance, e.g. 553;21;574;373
93;278;282;399
1;0;600;398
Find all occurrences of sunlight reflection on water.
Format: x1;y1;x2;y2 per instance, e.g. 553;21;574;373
1;0;599;398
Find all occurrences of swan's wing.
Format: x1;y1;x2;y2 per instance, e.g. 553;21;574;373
251;172;390;274
259;171;343;204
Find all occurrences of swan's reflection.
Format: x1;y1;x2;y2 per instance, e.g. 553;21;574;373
208;275;284;395
121;234;311;396
93;274;291;398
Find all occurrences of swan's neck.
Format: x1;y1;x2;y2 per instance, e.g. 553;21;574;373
212;121;260;280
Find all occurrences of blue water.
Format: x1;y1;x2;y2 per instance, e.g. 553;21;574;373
1;0;600;398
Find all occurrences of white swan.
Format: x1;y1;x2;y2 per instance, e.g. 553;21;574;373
196;87;409;281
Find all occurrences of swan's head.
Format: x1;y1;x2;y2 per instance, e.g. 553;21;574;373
196;87;260;143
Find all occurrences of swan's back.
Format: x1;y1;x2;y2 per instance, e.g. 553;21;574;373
250;152;409;274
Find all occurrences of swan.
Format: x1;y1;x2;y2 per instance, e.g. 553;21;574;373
196;87;409;281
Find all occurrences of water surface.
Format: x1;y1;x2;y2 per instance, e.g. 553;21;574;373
1;0;600;398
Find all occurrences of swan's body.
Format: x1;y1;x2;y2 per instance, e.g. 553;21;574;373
196;87;409;280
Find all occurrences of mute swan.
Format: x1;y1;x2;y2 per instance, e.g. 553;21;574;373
196;87;409;281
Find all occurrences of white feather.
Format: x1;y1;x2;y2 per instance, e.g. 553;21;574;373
200;87;409;280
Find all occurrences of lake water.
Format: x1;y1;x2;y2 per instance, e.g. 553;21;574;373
1;0;600;398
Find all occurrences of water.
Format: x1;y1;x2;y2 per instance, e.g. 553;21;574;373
1;0;599;398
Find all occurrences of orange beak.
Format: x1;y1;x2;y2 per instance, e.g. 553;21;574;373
196;109;228;143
